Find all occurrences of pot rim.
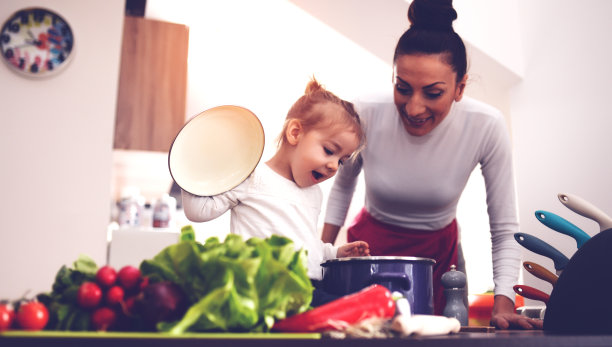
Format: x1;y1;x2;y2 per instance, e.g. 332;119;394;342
321;256;436;265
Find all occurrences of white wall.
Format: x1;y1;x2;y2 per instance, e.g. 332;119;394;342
0;0;124;299
512;0;612;302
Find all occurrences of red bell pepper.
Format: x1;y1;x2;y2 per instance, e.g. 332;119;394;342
272;284;396;332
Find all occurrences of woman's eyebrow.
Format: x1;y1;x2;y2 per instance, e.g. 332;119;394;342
423;81;446;88
395;76;446;89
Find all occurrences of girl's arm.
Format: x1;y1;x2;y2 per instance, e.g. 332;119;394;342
181;189;239;222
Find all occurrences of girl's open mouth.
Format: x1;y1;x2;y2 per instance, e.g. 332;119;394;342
312;171;324;181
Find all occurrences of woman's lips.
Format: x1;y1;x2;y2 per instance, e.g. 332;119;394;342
402;113;433;127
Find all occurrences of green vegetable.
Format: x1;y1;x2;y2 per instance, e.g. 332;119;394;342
37;254;99;331
139;233;313;333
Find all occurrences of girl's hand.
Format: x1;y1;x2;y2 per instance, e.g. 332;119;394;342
337;241;370;258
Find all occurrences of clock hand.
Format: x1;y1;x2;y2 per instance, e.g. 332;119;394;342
12;42;38;49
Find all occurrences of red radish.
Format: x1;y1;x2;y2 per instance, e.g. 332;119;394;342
96;266;117;288
77;282;102;309
139;276;149;290
91;307;117;331
105;286;125;306
117;266;141;290
121;296;137;315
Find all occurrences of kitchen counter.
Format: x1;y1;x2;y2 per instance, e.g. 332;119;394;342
3;330;612;347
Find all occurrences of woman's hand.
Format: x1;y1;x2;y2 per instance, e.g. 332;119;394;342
490;295;543;330
337;241;370;258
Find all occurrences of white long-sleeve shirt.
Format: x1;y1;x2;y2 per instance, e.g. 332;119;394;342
182;163;338;280
324;95;521;300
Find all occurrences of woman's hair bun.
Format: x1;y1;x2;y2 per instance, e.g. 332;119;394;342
408;0;457;32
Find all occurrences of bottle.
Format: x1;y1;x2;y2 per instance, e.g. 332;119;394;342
117;186;145;227
152;193;177;228
441;265;468;326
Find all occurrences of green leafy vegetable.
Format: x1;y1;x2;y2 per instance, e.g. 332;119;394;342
139;233;313;333
37;254;98;331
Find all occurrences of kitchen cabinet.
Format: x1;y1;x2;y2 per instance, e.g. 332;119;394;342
114;16;189;152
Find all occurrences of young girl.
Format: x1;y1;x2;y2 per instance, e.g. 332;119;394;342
181;77;369;306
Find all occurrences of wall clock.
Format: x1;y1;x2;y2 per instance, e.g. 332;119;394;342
0;7;74;77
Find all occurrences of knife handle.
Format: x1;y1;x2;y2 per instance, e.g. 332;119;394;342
513;285;550;304
523;261;558;286
558;193;612;231
535;210;591;248
514;233;570;272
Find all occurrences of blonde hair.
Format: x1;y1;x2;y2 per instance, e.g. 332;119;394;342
278;77;365;154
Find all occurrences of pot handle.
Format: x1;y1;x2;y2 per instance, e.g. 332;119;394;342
369;272;411;291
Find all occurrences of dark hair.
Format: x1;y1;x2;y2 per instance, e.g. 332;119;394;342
393;0;467;83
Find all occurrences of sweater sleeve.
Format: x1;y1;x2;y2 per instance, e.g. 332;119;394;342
480;115;521;302
324;154;363;227
181;189;240;223
320;240;339;261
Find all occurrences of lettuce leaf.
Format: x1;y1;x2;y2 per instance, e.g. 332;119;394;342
139;233;313;333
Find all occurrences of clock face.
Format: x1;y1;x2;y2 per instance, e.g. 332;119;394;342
0;7;74;77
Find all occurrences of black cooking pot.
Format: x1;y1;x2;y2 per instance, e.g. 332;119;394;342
321;256;435;314
544;228;612;334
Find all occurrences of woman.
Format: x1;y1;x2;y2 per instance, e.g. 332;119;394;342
322;0;542;329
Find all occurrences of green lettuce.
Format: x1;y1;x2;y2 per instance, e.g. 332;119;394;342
139;232;313;333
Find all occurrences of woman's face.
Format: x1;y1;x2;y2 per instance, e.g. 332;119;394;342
393;54;467;136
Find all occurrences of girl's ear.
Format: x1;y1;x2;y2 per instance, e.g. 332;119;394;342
285;119;303;145
454;74;468;102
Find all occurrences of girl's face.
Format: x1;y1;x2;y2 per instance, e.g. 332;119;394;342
393;54;467;137
289;107;360;188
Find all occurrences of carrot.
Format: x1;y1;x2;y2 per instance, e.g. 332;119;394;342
272;284;396;332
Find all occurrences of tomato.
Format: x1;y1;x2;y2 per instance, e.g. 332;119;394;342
16;301;49;331
77;282;103;309
0;304;15;331
96;265;118;288
105;286;124;306
91;307;117;331
117;266;141;290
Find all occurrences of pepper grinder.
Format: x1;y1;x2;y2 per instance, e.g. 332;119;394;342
441;265;468;326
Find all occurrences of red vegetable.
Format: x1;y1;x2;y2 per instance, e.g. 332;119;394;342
135;281;187;328
96;266;118;288
272;284;396;332
77;282;103;309
117;266;141;290
105;286;125;306
15;301;49;331
0;304;15;331
91;307;117;331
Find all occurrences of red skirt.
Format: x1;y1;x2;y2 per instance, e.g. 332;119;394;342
347;208;458;315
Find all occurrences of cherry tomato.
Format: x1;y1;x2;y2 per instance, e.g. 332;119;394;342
16;301;49;331
96;265;118;288
91;307;117;331
77;282;103;309
0;304;15;331
105;286;124;306
117;266;141;290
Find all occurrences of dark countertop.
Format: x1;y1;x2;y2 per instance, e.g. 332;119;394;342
3;330;612;347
